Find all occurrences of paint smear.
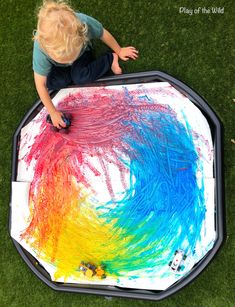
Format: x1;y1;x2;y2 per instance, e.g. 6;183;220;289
20;85;207;282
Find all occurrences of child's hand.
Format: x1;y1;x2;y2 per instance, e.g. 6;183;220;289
118;47;139;61
51;111;66;129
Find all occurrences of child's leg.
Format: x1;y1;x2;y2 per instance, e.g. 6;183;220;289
71;50;113;85
46;65;72;90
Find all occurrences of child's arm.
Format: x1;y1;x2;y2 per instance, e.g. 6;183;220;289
34;72;66;128
100;28;138;61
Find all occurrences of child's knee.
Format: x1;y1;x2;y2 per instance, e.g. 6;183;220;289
71;67;91;85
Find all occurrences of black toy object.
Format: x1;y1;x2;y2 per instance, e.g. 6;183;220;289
46;113;72;133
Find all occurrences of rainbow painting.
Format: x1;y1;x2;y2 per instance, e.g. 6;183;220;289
11;82;216;290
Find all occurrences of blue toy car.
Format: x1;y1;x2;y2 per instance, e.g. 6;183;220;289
46;113;72;133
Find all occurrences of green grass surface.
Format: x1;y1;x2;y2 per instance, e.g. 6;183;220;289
0;0;234;306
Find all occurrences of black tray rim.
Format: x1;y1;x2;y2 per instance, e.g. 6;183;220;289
9;70;225;301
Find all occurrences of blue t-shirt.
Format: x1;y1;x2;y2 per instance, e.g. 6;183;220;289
33;13;104;76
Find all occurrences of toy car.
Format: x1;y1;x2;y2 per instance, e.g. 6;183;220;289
46;113;72;133
169;249;187;272
79;261;106;279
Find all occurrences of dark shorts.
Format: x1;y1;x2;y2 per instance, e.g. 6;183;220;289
46;50;113;90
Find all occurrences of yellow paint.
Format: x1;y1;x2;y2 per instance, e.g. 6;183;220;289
27;175;120;281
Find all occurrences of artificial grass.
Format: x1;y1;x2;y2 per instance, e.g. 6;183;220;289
0;0;234;306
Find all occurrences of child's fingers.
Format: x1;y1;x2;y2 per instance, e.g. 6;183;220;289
127;46;139;53
130;55;138;60
126;48;139;58
128;50;139;60
131;55;138;60
119;47;139;61
127;46;137;49
125;50;136;56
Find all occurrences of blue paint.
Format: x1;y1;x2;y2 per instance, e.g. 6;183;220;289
99;104;206;275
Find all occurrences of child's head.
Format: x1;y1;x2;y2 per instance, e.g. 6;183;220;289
34;0;88;63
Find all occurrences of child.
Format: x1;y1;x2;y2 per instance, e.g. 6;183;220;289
33;0;138;128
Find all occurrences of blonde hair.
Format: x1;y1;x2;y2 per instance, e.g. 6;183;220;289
34;0;88;62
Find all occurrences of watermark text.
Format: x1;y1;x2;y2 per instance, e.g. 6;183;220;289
179;7;224;15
